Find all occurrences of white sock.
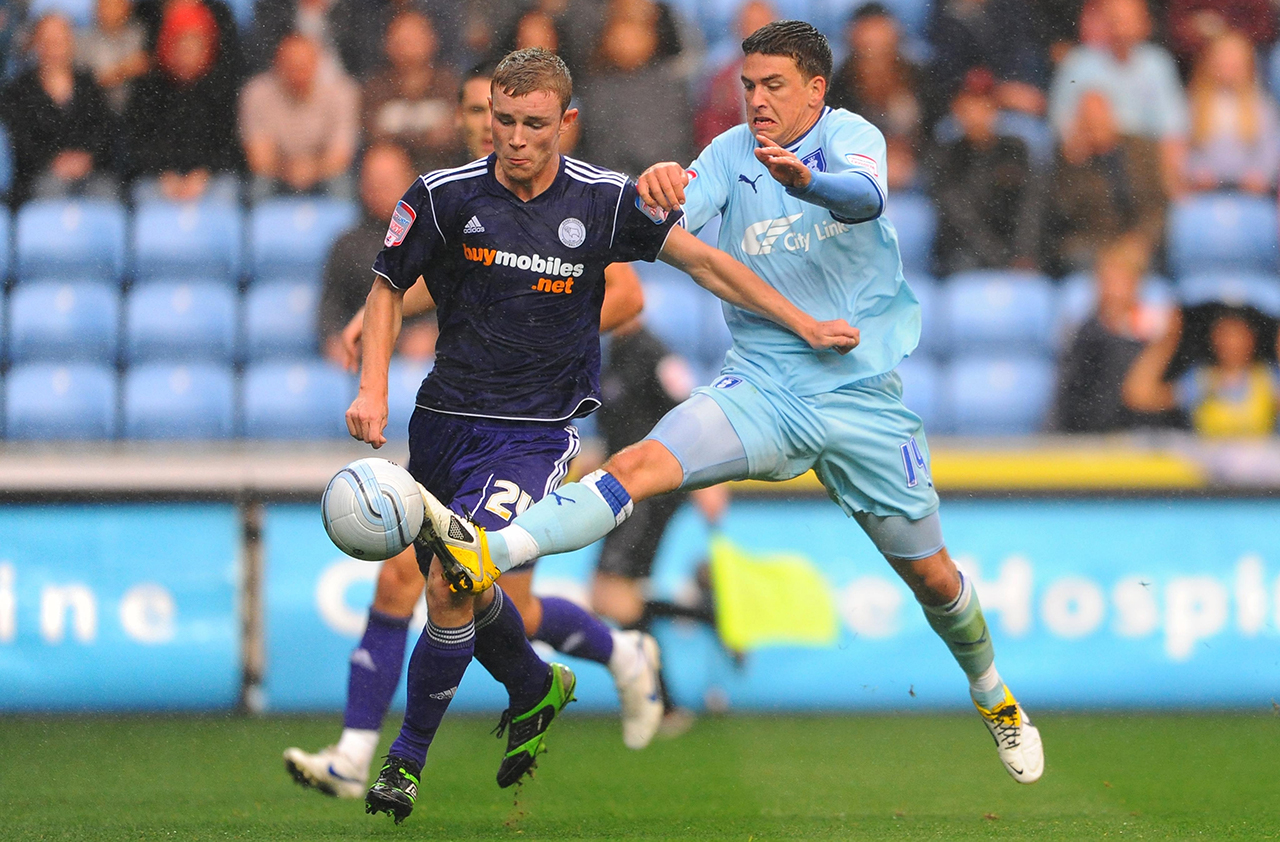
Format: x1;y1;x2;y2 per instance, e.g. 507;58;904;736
495;524;540;572
336;727;380;774
969;664;1005;709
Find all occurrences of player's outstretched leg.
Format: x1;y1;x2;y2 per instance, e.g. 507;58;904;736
366;613;476;822
914;561;1044;784
470;585;577;786
419;470;634;591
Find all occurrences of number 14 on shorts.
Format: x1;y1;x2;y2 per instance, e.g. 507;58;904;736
900;436;931;489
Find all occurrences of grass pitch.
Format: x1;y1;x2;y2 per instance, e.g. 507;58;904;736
0;712;1276;840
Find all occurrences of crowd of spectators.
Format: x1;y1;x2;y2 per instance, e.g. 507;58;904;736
0;0;1277;437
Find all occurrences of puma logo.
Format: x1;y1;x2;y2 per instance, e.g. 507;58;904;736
738;174;763;193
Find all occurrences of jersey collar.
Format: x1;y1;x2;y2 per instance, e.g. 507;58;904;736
783;106;830;153
485;152;568;204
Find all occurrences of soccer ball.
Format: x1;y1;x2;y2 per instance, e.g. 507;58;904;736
322;458;425;561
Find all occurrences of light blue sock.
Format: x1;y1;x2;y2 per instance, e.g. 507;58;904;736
920;572;1004;709
493;470;634;572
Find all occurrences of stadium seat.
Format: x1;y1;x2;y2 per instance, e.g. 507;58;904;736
385;357;434;442
933;111;1055;167
1167;193;1279;276
8;280;119;363
908;274;948;357
6;362;116;439
638;276;704;363
14;200;127;282
0;205;10;281
895;355;945;433
887;193;935;275
945;355;1055;435
942;270;1055;355
1054;272;1175;348
28;0;94;26
0;123;13;199
1177;273;1280;317
122;363;235;439
243;280;320;359
222;0;255;27
124;281;238;363
242;361;355;438
132;200;243;283
248;198;358;283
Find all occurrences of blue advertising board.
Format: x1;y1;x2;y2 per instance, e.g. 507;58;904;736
263;498;1280;713
0;504;241;710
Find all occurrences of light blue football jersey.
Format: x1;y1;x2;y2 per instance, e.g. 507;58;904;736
681;106;920;396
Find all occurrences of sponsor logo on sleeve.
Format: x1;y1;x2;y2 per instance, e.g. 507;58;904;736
685;168;698;180
800;148;827;173
845;153;879;178
635;195;668;224
384;200;416;247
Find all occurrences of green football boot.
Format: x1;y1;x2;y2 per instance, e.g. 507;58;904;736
494;662;577;788
364;755;421;824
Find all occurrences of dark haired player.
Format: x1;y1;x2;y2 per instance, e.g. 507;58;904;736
282;62;662;802
420;24;1045;785
346;48;858;823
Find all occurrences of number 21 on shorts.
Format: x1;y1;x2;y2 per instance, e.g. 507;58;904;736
484;480;533;521
900;436;931;489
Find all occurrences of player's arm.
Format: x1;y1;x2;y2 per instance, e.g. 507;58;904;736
347;276;405;448
337;278;435;370
1122;309;1182;413
658;226;859;354
754;134;883;223
600;263;644;332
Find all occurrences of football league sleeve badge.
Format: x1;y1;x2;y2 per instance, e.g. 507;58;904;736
385;200;416;248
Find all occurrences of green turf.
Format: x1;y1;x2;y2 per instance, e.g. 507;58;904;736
0;711;1276;840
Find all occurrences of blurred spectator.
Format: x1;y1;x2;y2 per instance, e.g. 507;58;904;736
1183;31;1280;194
1029;0;1086;65
1055;236;1171;432
1045;91;1166;276
136;0;243;92
1;14;116;203
556;0;696;83
693;0;775;151
1124;305;1280;437
319;143;435;365
506;8;561;52
829;3;922;190
929;68;1042;275
126;0;240;202
76;0;148;114
362;11;459;173
239;32;358;198
246;0;343;74
925;0;1050;124
1165;0;1277;69
578;0;693;176
457;63;495;161
1049;0;1189;196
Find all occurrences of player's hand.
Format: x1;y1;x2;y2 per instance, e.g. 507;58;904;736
754;135;812;190
801;318;860;355
637;161;690;211
346;391;388;449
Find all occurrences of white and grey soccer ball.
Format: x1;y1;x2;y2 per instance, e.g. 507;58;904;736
322;458;425;561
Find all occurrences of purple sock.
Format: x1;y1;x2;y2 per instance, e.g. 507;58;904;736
534;596;615;665
343;609;411;731
388;619;474;767
472;587;551;712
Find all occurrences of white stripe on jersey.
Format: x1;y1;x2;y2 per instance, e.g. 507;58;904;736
564;164;626;187
563;157;626;179
420;157;487;188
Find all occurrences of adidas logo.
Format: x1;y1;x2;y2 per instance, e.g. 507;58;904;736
463;216;485;234
429;685;458;701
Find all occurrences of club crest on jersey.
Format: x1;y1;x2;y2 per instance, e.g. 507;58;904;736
558;217;586;248
713;375;743;389
801;148;827;173
384;200;416;247
635;195;668;224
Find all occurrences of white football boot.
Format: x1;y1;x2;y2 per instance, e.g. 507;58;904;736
283;745;367;799
974;685;1045;784
609;630;664;749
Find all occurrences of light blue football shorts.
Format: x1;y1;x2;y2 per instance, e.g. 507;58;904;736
646;368;940;522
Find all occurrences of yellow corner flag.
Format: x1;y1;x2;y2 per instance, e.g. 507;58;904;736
708;534;839;651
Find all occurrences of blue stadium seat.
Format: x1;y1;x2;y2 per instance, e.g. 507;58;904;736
386;357;433;442
1177;273;1280;317
133;200;243;283
908;274;948;357
0;123;13;199
15;200;127;282
0;206;10;281
6;362;116;439
1167;193;1279;276
895;355;945;433
943;270;1055;355
122;363;235;439
222;0;255;27
638;276;703;362
242;361;355;438
243;280;320;359
1055;272;1175;348
248;198;358;283
124;281;238;363
8;280;119;363
887;193;935;275
945;355;1055;435
28;0;94;26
